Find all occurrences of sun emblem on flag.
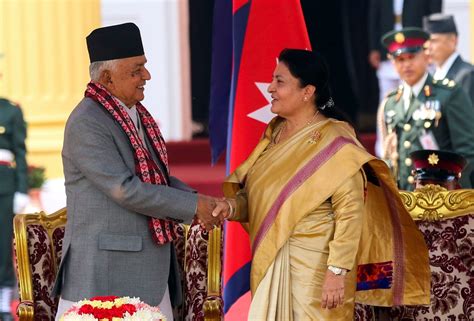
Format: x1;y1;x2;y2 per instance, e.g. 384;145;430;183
428;153;439;165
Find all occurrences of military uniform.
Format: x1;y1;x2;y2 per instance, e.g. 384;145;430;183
381;75;474;190
0;98;27;321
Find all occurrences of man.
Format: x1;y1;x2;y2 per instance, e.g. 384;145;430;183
0;98;28;321
424;14;474;105
368;0;442;100
378;27;474;190
54;23;222;321
369;0;442;157
410;149;466;190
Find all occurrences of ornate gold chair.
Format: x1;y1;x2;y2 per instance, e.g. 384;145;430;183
389;185;474;320
12;208;222;321
13;208;67;321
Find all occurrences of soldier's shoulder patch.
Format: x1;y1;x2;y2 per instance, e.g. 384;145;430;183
385;86;402;98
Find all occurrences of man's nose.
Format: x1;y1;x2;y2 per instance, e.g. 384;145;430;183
143;67;151;80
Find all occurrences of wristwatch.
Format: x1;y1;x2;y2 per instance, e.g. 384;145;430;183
328;265;347;276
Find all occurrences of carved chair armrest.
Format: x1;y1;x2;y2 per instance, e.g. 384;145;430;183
16;300;34;321
204;227;223;321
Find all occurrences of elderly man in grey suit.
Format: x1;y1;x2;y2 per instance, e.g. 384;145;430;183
54;23;225;321
424;14;474;105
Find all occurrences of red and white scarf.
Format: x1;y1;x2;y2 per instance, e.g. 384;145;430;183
85;81;180;244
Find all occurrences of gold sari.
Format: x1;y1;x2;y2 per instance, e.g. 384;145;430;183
224;118;430;321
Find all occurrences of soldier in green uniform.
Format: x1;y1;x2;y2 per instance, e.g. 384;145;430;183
378;27;474;190
0;97;28;321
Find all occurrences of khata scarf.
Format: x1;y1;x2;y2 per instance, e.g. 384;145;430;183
85;81;180;244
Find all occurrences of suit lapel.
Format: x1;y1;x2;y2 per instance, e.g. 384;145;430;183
446;56;463;80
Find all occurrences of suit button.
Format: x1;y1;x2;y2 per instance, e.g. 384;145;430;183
424;121;432;128
407;175;415;184
403;141;411;148
405;158;412;166
403;124;411;132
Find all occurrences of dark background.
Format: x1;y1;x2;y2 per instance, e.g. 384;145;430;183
189;0;379;136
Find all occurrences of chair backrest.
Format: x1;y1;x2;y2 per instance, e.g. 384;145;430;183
391;185;474;320
13;208;67;321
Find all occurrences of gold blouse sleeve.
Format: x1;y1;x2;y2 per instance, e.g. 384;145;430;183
326;170;365;270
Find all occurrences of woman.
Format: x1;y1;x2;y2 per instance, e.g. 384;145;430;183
214;49;430;320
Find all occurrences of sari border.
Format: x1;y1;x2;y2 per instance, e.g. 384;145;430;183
380;179;405;305
252;136;356;254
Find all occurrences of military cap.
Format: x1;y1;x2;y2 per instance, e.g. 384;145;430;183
410;149;466;182
381;27;430;57
423;14;458;35
86;22;144;63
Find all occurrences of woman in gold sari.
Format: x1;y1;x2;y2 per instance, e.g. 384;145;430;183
214;49;431;320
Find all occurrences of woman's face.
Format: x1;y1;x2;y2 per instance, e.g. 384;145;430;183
267;62;308;117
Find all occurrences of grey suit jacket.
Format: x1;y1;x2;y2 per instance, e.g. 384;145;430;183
446;56;474;105
55;97;197;306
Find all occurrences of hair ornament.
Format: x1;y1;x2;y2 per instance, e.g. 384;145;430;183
320;97;334;110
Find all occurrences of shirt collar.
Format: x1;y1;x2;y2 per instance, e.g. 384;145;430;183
434;52;459;80
403;72;429;98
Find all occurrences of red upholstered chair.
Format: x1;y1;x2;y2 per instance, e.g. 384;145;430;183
390;185;474;320
13;208;67;321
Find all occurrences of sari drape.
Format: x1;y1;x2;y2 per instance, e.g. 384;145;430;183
224;118;430;320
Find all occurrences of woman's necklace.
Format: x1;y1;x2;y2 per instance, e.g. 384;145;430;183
275;110;320;144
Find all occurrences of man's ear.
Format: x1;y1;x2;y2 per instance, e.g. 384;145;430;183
99;70;113;86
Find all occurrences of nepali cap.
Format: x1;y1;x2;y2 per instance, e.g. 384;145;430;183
410;149;467;181
86;22;144;63
423;13;458;35
381;27;429;57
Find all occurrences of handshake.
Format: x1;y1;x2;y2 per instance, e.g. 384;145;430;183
195;194;236;231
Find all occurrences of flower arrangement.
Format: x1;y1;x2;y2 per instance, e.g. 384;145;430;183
27;165;46;189
60;296;166;321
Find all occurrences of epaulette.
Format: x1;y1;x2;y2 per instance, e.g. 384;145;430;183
432;77;456;88
385;85;403;102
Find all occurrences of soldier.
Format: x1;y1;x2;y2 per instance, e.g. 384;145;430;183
378;27;474;190
0;97;28;321
410;149;466;190
424;14;474;105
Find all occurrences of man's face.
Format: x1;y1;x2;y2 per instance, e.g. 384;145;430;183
392;51;429;86
106;55;151;107
426;33;457;66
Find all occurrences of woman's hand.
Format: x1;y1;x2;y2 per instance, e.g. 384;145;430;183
321;269;345;309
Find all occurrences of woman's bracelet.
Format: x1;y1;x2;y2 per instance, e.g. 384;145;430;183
224;198;236;219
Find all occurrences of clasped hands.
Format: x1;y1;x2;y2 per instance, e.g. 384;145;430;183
195;194;236;231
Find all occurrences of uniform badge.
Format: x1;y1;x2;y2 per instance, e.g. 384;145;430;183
423;85;431;97
442;78;449;85
395;33;405;43
0;126;5;134
448;80;456;87
428;153;439;165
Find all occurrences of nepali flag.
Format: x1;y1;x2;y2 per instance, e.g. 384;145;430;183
208;0;311;319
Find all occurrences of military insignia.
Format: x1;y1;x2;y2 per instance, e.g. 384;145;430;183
442;78;449;85
424;121;432;128
423;85;431;97
395;33;405;43
0;126;5;134
428;153;439;165
433;79;438;84
448;80;456;87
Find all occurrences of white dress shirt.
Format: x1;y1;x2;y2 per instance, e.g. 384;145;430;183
403;72;429;112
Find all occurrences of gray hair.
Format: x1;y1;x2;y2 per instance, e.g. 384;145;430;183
89;59;119;81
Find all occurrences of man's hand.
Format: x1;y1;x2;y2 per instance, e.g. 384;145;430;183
369;50;381;69
195;194;221;231
321;269;345;309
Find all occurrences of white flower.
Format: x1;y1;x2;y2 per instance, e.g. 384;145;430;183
61;312;97;321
